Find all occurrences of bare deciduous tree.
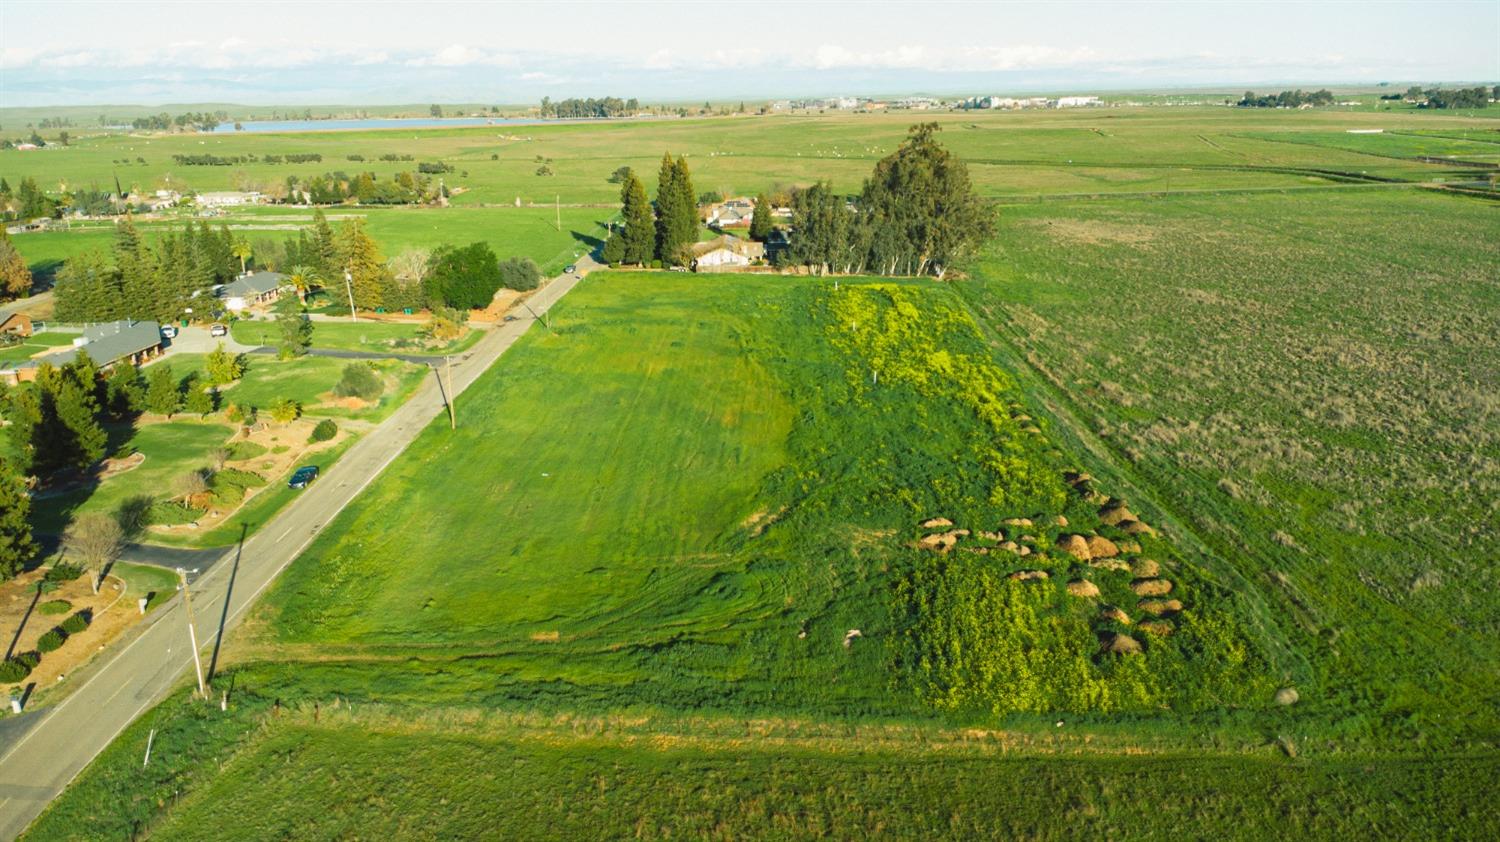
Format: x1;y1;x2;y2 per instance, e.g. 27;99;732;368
174;469;211;501
62;513;124;594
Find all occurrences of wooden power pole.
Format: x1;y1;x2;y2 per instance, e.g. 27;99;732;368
178;568;206;699
445;355;455;429
555;194;561;231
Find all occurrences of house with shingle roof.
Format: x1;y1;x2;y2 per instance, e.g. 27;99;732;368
1;319;162;385
218;271;288;312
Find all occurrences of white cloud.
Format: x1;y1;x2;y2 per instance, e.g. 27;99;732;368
0;46;45;69
808;43;1101;72
405;44;517;68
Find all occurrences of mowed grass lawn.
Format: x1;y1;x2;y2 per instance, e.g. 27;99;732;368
30;420;233;534
0;331;76;364
257;272;795;653
30;352;427;543
229;318;483;356
166;352;427;422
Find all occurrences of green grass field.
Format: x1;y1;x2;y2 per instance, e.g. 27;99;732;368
29;420;233;535
961;188;1500;740
27;352;427;547
5;206;606;285
17;105;1500;839
164;352;426;422
5;107;1493;210
229;318;484;356
0;331;75;364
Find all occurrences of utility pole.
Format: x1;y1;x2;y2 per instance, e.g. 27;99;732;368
522;300;551;332
445;355;455;429
178;568;206;699
344;266;357;323
555;194;561;231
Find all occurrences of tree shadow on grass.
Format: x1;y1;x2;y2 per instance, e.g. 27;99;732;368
570;228;604;252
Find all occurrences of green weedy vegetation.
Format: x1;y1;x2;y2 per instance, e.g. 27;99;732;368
961;189;1500;743
27;272;1347;838
14;104;1500;838
25;687;1499;841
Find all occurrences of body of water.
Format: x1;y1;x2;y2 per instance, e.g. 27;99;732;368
211;116;560;133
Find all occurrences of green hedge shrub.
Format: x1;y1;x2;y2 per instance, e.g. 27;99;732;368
309;419;338;443
39;599;72;616
0;659;30;683
37;629;66;653
333;363;383;401
60;612;91;635
44;562;85;582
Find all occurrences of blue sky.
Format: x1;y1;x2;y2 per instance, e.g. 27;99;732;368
1;0;1495;106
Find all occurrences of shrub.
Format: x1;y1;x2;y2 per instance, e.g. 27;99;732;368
423;242;501;310
44;562;85;582
39;599;72;616
147;500;204;526
333;362;384;401
309;419;338;443
12;651;39;669
60;611;91;634
37;629;66;653
269;398;301;423
0;658;30;683
209;468;268;507
499;257;541;292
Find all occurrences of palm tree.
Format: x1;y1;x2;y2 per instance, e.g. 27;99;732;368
231;240;253;275
287;264;320;303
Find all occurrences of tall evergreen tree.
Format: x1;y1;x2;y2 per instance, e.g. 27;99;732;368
104;363;144;418
0;458;36;580
275;294;313;358
335;218;387;310
749;192;773;242
620;170;654;264
144;363;181;417
0;236;33;299
310;209;338;276
34;356;106;471
0;384;42;476
654;153;683;263
858;122;993;278
788;182;850;275
53;251;118;322
671;156;697;253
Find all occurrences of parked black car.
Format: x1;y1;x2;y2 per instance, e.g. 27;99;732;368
288;465;319;489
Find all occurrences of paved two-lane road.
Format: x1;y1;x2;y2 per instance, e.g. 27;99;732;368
0;263;593;839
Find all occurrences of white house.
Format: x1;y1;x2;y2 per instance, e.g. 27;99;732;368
705;197;756;228
218;271;287;312
689;235;765;271
1056;96;1102;108
196;190;263;207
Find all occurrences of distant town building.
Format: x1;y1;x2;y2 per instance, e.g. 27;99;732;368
893;97;942;110
1055;96;1102;108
